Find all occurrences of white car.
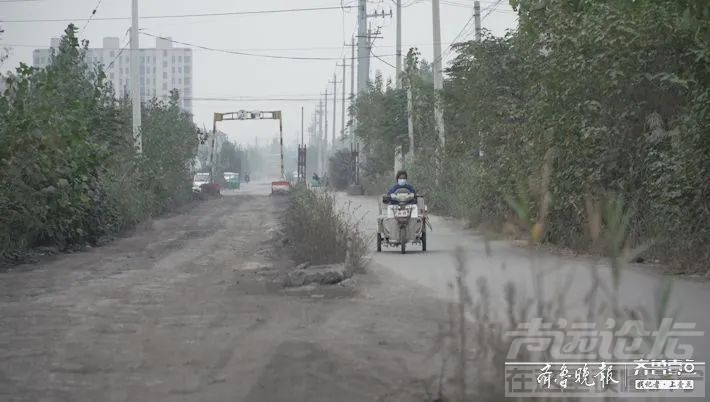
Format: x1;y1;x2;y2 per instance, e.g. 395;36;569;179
192;173;210;192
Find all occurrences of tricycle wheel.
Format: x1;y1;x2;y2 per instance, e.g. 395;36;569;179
421;231;427;251
400;227;406;254
376;233;382;252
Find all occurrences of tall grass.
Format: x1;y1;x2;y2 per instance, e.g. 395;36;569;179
413;151;676;401
284;184;367;273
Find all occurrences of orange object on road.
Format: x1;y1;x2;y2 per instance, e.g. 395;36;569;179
271;180;289;195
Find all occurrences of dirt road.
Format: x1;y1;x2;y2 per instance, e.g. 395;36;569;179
0;183;451;402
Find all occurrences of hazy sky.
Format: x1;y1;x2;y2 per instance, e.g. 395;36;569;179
1;0;518;147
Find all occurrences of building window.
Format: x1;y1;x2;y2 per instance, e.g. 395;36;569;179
178;78;183;84
178;56;182;62
178;66;182;73
153;67;156;74
172;55;175;63
184;66;191;74
185;55;191;63
163;72;168;79
163;83;167;90
184;78;191;85
172;66;175;73
163;61;167;68
163;50;167;57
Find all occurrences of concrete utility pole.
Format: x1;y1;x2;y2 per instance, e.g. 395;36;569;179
431;0;446;160
357;0;368;95
474;1;482;42
329;73;340;149
345;37;357;141
341;59;346;140
407;83;414;162
395;0;402;89
323;88;329;151
130;0;141;153
318;100;324;174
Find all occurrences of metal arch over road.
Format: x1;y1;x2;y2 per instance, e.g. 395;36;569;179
210;110;286;192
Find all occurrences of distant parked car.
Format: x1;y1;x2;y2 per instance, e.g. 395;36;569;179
223;172;240;189
192;172;210;192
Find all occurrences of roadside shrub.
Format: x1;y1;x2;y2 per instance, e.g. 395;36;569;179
284;184;366;272
327;149;353;190
0;25;200;261
353;2;710;272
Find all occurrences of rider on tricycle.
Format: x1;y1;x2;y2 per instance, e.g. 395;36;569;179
376;170;429;254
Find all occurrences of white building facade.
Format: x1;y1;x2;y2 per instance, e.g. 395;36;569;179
33;36;193;113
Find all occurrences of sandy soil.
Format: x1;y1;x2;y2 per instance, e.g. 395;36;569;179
0;187;454;402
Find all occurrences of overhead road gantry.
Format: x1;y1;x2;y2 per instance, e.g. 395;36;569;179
210;110;288;194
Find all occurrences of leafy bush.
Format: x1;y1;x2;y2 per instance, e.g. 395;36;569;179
353;2;710;272
0;25;201;260
284;184;366;272
327;148;353;190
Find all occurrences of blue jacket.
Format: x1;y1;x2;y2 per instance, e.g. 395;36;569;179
386;183;417;204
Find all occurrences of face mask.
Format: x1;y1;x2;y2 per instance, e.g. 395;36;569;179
397;179;406;186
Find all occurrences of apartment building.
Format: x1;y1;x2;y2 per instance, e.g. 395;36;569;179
33;36;193;113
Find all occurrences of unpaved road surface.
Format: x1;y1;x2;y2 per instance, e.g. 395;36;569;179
0;182;451;402
339;192;710;372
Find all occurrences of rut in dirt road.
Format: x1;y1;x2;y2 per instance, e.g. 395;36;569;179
0;191;454;402
0;194;283;400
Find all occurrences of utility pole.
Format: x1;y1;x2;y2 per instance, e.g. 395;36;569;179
130;0;141;153
357;0;368;95
344;38;356;140
340;59;346;141
395;0;402;89
407;79;414;163
431;0;446;172
474;1;482;42
322;88;329;151
317;100;323;174
332;74;337;149
328;73;341;150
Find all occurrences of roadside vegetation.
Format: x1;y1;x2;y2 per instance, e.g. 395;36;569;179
412;157;675;401
284;184;367;275
352;0;710;273
0;25;205;263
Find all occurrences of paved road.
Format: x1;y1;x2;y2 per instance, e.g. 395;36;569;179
0;182;451;402
1;182;706;401
339;193;710;384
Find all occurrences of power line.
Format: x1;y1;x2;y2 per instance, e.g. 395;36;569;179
140;31;397;61
81;0;105;32
0;41;462;50
1;5;356;23
371;49;396;69
106;29;131;69
164;97;352;102
432;0;505;64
